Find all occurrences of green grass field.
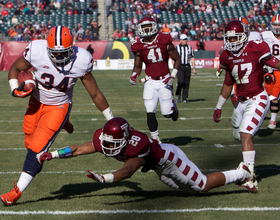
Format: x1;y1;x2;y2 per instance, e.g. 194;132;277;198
1;69;280;220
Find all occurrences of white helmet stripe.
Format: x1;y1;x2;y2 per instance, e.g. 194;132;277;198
55;26;62;47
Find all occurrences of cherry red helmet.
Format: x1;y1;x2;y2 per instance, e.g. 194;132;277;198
47;26;75;66
236;17;249;33
101;117;132;157
138;16;158;38
224;20;248;53
271;15;280;35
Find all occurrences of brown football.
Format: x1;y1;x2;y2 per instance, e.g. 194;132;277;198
17;70;36;92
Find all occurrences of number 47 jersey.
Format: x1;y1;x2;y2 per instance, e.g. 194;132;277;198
220;40;271;98
23;40;93;105
131;32;172;78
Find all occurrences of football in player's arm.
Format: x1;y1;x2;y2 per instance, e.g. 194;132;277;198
38;117;257;193
1;26;114;206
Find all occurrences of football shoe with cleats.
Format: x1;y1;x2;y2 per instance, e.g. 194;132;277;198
235;162;258;193
268;120;276;129
1;181;22;206
153;136;162;144
62;117;74;134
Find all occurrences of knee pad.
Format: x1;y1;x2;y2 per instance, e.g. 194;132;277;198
147;113;158;132
23;149;43;178
270;101;279;113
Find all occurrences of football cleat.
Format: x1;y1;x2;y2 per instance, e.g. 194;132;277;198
235;162;258;193
1;183;22;206
268;120;276;129
172;102;179;121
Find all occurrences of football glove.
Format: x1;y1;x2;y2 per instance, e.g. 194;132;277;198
12;81;33;98
163;76;175;86
130;72;139;85
36;152;52;164
213;108;222;122
216;67;223;78
87;170;105;183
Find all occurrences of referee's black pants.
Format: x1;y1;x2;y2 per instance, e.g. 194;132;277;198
175;64;191;100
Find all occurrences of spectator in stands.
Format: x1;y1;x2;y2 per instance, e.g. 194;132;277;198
22;32;31;42
113;27;121;41
80;8;86;15
162;25;171;33
47;21;53;30
170;5;177;14
189;26;196;38
11;15;18;26
83;31;92;42
121;31;129;41
66;6;73;15
53;0;60;10
213;1;218;10
66;0;72;8
127;28;134;41
174;20;181;30
105;0;112;17
91;21;101;37
37;6;44;15
177;4;183;14
216;30;223;40
228;0;235;7
170;28;179;40
14;7;22;15
61;1;68;11
76;23;84;36
76;33;83;42
33;21;40;30
25;5;35;15
92;33;99;41
5;0;14;9
180;22;188;34
132;15;138;25
221;0;228;7
1;8;9;16
44;7;51;15
159;3;166;11
210;32;218;40
206;2;213;14
199;1;206;11
272;3;278;13
73;6;80;14
89;0;98;15
153;5;161;14
119;4;125;12
111;3;119;12
264;2;272;15
15;0;21;8
48;2;56;11
125;17;132;27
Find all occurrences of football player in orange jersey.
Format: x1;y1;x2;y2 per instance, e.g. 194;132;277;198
262;15;280;129
0;26;114;206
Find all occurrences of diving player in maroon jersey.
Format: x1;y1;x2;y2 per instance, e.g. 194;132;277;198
213;20;280;192
37;117;257;193
129;16;181;144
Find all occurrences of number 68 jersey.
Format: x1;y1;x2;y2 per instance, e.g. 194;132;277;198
220;40;271;98
23;40;93;105
131;32;172;78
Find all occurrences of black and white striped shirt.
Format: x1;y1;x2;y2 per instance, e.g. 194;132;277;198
175;44;194;65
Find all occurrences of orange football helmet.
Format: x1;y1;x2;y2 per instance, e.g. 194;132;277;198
47;26;75;66
271;15;280;35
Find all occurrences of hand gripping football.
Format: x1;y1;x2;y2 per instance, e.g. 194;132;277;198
17;70;36;91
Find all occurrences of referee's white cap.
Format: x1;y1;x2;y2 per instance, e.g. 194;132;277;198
180;34;188;40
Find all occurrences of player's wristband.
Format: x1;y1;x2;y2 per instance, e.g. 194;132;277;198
103;173;114;183
9;79;18;93
51;147;73;159
215;95;227;109
102;107;114;120
171;69;178;78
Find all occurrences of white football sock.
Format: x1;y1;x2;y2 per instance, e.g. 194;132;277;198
271;113;277;121
17;172;33;192
242;151;255;173
222;170;244;185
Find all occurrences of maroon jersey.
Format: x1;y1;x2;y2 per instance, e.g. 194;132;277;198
93;128;165;169
220;40;271;98
131;32;173;77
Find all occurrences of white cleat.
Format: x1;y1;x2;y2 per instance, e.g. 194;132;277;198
235;162;258;193
268;120;276;129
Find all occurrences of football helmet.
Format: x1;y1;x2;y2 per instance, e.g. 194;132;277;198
271;15;280;35
236;17;249;33
224;20;248;53
100;117;132;157
138;16;158;38
47;26;75;66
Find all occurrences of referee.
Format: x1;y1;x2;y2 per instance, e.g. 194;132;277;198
175;34;196;103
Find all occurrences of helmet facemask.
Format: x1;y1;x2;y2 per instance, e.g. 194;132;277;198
224;32;247;53
138;22;157;38
47;45;74;67
101;133;128;157
271;23;280;35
